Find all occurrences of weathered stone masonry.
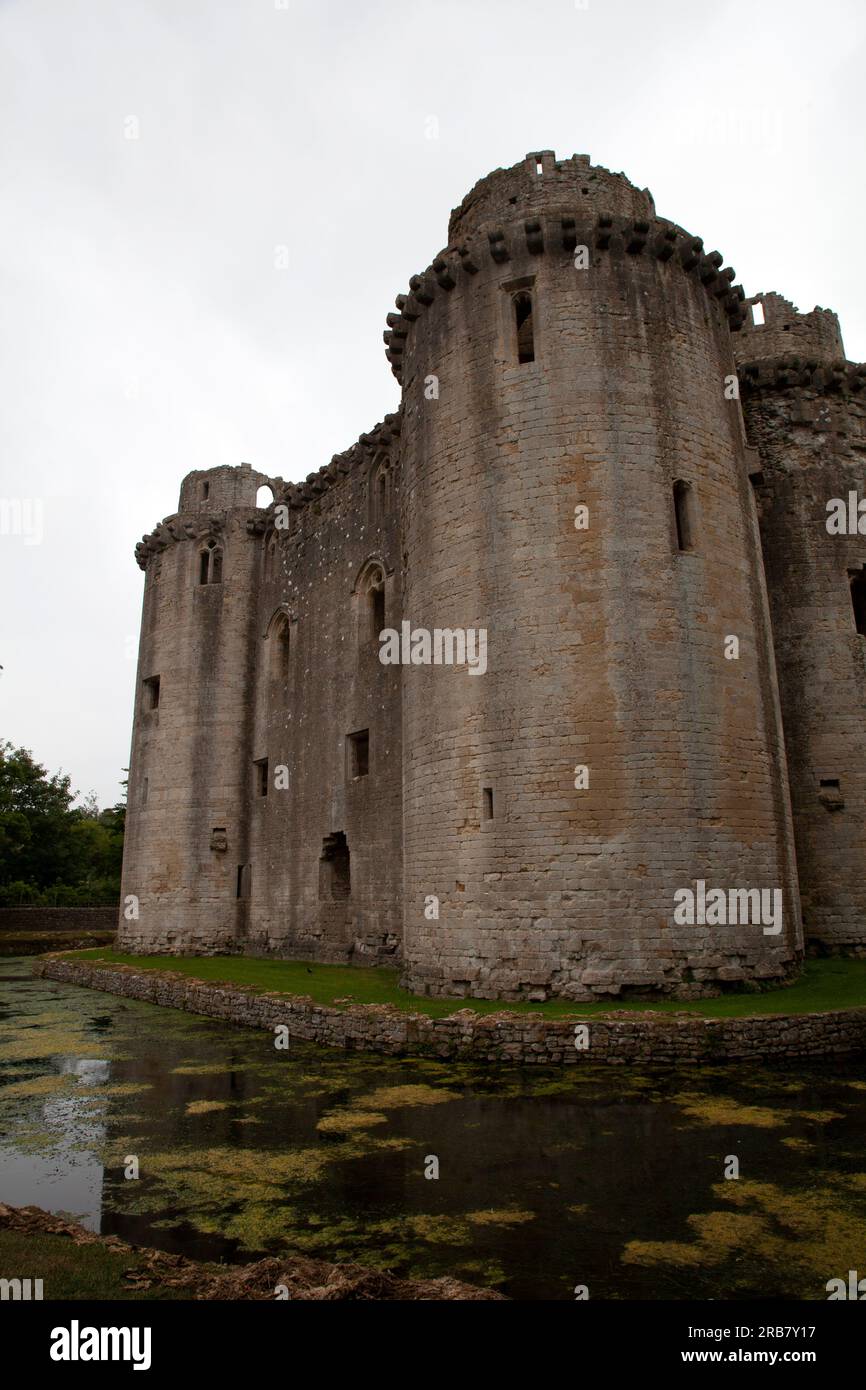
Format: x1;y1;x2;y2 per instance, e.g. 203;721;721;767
34;955;866;1066
119;150;866;1000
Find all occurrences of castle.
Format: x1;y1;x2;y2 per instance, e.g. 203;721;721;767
119;151;866;1001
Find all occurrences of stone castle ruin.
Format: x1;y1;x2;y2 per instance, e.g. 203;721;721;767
119;151;866;1001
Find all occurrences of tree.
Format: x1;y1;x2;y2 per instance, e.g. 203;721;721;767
0;741;124;902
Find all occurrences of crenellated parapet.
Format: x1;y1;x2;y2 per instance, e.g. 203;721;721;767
383;209;746;382
739;354;866;446
135;513;225;570
134;411;403;566
448;151;655;241
735;292;845;367
740;358;866;394
269;410;402;514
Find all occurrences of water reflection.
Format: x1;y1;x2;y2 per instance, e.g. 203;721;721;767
1;957;865;1299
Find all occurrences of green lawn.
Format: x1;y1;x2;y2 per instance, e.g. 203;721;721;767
0;1228;192;1301
63;949;866;1020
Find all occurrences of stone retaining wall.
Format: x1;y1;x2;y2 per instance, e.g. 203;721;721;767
31;954;866;1065
0;907;117;933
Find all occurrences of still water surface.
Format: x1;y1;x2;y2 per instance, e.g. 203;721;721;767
2;958;865;1300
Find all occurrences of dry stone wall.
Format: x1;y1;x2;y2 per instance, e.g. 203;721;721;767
33;955;866;1066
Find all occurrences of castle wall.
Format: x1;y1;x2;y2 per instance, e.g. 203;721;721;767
738;298;866;952
119;465;272;952
393;154;801;999
121;441;404;963
117;149;866;999
243;446;403;964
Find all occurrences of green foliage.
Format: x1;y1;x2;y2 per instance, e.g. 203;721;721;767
0;741;124;905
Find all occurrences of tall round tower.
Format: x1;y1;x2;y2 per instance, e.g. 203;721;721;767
737;293;866;954
119;463;276;952
388;150;802;1000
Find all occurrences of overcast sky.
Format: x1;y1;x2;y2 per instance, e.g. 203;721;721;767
1;0;864;809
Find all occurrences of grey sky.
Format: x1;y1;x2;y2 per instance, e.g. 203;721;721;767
1;0;864;808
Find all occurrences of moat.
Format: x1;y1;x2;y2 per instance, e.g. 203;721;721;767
2;957;865;1301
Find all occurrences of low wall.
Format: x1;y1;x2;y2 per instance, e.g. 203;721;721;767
0;907;117;933
31;954;866;1065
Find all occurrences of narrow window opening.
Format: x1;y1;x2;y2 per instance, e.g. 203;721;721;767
372;584;385;641
851;571;866;637
535;159;543;176
370;460;391;523
142;776;148;805
202;481;209;500
514;292;535;364
752;301;765;326
143;675;160;710
269;613;291;701
236;864;251;899
254;757;269;797
673;479;696;552
199;540;221;585
279;624;290;686
482;787;494;820
319;832;350;900
347;730;370;780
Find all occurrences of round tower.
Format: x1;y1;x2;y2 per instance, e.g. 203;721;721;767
388;150;802;1000
737;294;866;954
119;463;275;952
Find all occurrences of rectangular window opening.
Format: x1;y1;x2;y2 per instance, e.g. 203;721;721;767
236;864;251;899
319;831;350;900
372;586;385;641
202;481;210;500
673;479;696;552
143;675;160;710
254;757;269;797
752;301;765;326
514;292;535;364
482;787;494;820
347;729;370;780
850;571;866;637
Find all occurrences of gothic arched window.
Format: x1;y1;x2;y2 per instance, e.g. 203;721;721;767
199;540;223;584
